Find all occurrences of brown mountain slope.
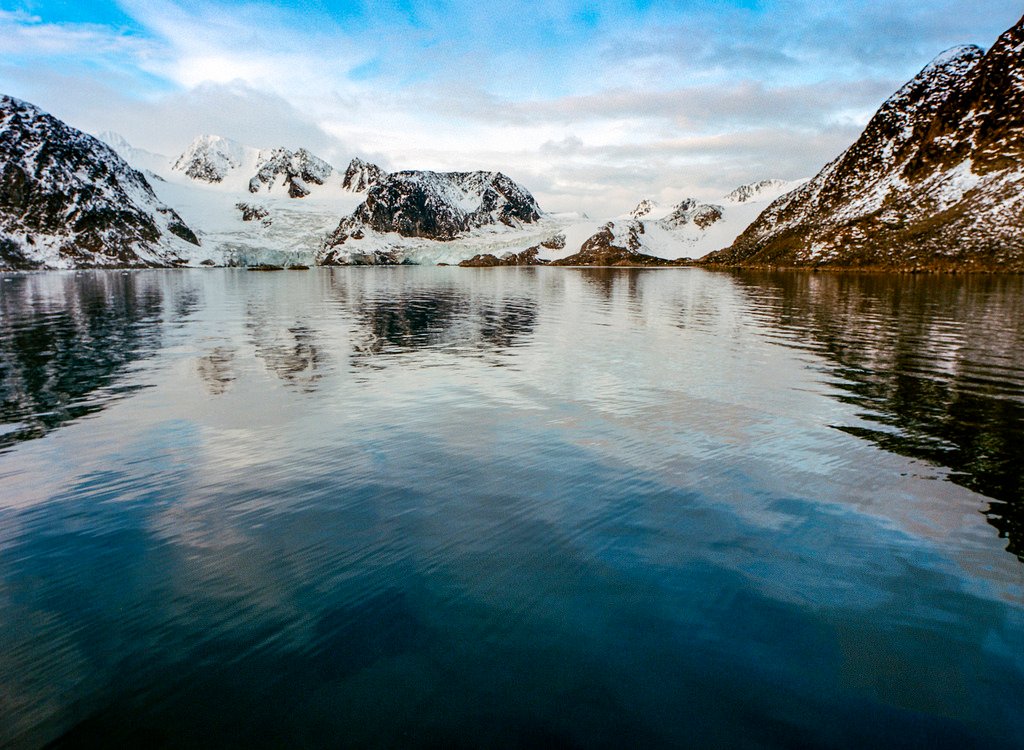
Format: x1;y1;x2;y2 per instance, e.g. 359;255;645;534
703;15;1024;271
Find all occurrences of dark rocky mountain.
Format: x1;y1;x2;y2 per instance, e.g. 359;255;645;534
324;170;542;250
0;95;199;270
705;15;1024;270
342;158;386;192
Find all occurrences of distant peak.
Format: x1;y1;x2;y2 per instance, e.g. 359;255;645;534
342;158;385;192
724;179;789;203
631;199;657;218
95;130;131;149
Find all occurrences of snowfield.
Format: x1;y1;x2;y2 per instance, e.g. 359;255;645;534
95;130;803;267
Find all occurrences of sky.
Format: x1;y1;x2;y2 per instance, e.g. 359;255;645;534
0;0;1020;214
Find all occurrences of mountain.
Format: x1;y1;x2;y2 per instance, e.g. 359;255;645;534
0;95;200;270
704;15;1024;270
319;170;543;263
248;147;333;197
171;134;246;183
95;131;170;176
341;158;386;192
543;181;802;265
549;221;688;266
171;135;336;198
723;179;790;204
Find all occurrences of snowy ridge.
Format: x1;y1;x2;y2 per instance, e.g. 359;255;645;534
553;180;806;262
0;95;199;270
170;135;342;200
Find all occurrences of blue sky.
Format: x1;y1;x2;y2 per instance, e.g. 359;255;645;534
0;0;1020;213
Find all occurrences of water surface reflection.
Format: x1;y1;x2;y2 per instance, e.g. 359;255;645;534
731;271;1024;559
0;267;1022;748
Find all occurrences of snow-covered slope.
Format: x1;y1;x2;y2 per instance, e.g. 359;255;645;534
95;131;170;177
541;180;804;264
706;14;1024;270
147;174;365;267
0;95;200;270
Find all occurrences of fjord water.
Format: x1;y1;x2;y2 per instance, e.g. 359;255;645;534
1;267;1023;748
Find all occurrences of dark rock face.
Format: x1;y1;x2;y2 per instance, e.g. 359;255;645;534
248;147;333;198
342;158;386;192
551;222;687;266
326;170;542;248
706;15;1024;270
458;246;548;267
0;95;199;269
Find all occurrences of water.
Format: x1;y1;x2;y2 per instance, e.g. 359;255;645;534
0;267;1022;748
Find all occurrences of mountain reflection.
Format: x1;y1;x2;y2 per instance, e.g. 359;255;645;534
196;346;237;395
347;288;538;358
575;268;643;303
0;273;177;450
732;270;1024;561
246;308;325;392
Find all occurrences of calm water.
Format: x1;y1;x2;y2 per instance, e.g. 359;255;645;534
1;267;1023;748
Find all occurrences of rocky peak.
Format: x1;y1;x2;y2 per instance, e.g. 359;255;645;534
172;134;246;183
631;199;657;218
249;147;333;198
342;158;386;192
724;180;789;204
0;95;199;269
659;199;724;230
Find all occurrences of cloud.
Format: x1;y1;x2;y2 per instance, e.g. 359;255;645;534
0;0;1020;216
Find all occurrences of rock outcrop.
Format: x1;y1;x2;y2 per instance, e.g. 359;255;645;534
551;222;688;266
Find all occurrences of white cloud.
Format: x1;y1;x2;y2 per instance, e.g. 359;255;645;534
0;0;1020;216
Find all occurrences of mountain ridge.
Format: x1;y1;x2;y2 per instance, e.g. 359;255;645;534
702;14;1024;271
0;95;199;270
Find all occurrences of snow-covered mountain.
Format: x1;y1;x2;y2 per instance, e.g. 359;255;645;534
705;14;1024;270
170;135;338;198
319;170;543;263
519;180;802;266
171;134;246;183
0;96;199;270
247;147;333;197
95;131;170;177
